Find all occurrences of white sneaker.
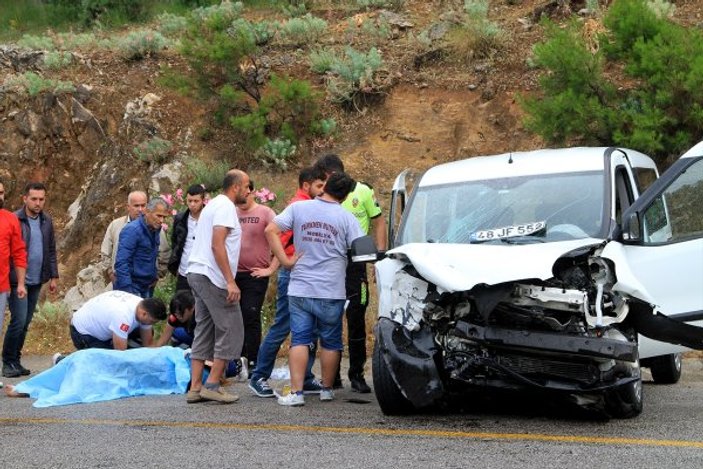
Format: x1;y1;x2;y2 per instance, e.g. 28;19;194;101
235;357;249;382
320;388;334;402
52;353;65;366
277;392;305;407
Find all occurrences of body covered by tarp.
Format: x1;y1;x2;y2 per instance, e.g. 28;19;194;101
14;346;190;407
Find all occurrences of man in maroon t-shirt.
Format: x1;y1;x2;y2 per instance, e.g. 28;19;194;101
236;180;277;371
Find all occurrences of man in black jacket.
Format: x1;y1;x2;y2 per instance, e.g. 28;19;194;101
2;182;59;378
168;184;206;291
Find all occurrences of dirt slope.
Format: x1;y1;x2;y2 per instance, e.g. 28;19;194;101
1;0;700;293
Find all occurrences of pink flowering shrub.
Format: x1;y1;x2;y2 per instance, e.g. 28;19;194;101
159;184;212;234
158;189;188;234
254;187;277;208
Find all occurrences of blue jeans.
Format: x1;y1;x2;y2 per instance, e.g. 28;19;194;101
0;292;7;332
289;296;345;351
250;268;317;383
2;284;42;365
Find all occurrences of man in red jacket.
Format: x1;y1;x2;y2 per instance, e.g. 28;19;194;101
0;179;27;345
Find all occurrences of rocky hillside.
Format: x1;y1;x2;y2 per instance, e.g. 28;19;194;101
0;0;700;302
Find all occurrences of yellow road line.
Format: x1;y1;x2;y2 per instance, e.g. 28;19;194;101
2;417;703;449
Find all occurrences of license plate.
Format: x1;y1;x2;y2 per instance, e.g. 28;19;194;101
470;221;547;242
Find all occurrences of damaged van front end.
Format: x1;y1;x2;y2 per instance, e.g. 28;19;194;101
373;241;642;418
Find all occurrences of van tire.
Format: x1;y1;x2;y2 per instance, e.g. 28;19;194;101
372;339;414;415
649;353;682;384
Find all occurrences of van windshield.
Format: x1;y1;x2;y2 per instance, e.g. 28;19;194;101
398;171;605;245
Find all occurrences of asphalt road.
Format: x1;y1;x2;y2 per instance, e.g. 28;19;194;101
2;356;703;469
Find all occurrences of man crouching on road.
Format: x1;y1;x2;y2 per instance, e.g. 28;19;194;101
265;172;363;406
185;169;250;404
69;291;167;351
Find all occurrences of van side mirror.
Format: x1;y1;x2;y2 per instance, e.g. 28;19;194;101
350;235;384;263
621;211;642;243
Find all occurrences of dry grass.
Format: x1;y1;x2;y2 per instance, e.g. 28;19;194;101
3;301;74;355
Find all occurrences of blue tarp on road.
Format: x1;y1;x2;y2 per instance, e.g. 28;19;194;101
14;346;191;408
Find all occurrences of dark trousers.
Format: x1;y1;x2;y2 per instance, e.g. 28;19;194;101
70;325;113;350
237;271;270;365
2;283;42;365
345;262;369;378
176;274;190;292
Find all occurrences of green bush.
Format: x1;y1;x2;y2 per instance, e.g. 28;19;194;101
42;51;74;70
180;3;257;100
282;1;309;18
118;29;168;60
230;18;278;46
602;0;665;59
231;112;269;149
279;14;327;46
232;75;323;149
5;72;76;96
309;48;339;74
17;34;56;51
156;12;189;37
33;301;71;326
447;0;504;60
55;32;99;50
521;20;615;144
312;117;337;136
521;0;703;164
262;75;322;141
184;158;232;192
257;138;297;171
251;20;278;45
133;137;173;165
191;1;243;22
326;47;385;105
177;2;326;153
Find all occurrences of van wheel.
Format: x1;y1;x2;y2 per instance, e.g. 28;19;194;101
649;353;682;384
372;339;414;415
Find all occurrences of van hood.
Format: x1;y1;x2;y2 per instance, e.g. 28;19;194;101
386;239;603;293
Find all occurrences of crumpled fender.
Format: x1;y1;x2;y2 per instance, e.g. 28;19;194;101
375;318;444;408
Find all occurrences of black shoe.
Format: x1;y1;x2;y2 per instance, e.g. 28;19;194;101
350;375;371;393
333;375;344;390
2;363;22;378
17;363;31;376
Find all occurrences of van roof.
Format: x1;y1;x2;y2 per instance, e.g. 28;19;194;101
419;147;655;187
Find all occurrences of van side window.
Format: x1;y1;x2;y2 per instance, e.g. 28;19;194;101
614;166;635;224
633;168;658;194
643;158;703;244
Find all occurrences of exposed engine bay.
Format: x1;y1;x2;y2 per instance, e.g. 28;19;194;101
377;245;643;417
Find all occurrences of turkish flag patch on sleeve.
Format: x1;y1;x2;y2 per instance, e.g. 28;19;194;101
119;323;130;332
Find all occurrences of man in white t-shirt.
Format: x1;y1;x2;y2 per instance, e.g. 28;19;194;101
69;291;167;350
168;184;207;291
185;169;250;404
